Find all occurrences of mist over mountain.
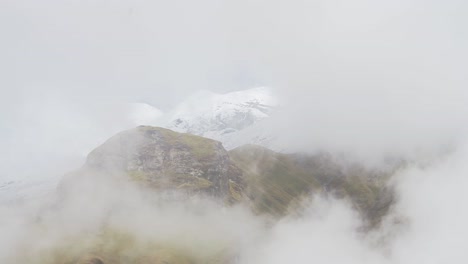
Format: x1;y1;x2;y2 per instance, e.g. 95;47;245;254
0;87;276;202
1;125;395;263
2;0;468;263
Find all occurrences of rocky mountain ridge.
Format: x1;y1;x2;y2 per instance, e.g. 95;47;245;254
63;126;394;224
23;125;396;264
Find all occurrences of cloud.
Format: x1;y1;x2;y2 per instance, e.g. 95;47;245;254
229;0;468;162
388;143;468;263
2;0;467;165
241;197;389;264
1;1;468;263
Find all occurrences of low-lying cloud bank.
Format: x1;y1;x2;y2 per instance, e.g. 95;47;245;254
1;0;468;263
0;141;467;263
245;142;468;264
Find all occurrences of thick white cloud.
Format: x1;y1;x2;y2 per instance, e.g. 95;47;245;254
2;0;467;163
1;1;468;262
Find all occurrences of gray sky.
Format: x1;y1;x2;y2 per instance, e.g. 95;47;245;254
1;0;467;105
0;0;256;109
1;0;468;177
2;1;468;263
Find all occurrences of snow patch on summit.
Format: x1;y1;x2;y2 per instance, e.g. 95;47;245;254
158;87;278;149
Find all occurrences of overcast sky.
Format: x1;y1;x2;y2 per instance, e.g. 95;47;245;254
1;0;468;180
2;2;468;262
1;0;467;105
0;0;256;109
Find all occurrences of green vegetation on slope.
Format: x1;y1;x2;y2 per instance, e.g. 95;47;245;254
47;127;397;263
82;126;243;202
229;145;321;217
229;145;395;227
138;126;218;161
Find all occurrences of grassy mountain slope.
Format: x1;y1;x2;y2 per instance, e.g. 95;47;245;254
230;145;394;227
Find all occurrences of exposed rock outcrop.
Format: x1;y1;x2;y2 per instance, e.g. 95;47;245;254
61;126;394;226
82;126;244;202
46;126;397;264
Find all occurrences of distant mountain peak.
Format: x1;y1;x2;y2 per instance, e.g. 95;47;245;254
157;87;278;149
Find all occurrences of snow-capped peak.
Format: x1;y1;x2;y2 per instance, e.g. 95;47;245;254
155;87;277;148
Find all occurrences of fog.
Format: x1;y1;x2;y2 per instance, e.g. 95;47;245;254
1;0;468;263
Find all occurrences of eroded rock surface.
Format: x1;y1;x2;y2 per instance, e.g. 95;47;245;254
84;126;244;202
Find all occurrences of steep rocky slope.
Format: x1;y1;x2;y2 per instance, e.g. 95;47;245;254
61;126;393;226
0;88;277;203
68;126;245;203
50;126;395;264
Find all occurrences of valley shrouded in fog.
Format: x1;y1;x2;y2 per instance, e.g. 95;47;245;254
1;0;468;263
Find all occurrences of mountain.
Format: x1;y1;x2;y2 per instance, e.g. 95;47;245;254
61;126;393;225
229;145;394;227
60;126;245;204
30;126;395;263
0;87;275;203
154;87;278;149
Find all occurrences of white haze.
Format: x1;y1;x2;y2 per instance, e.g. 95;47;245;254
1;0;468;263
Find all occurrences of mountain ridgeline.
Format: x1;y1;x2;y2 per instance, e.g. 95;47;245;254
51;126;395;264
66;126;394;224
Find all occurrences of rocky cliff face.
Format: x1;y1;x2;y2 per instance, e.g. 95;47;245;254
82;126;244;202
